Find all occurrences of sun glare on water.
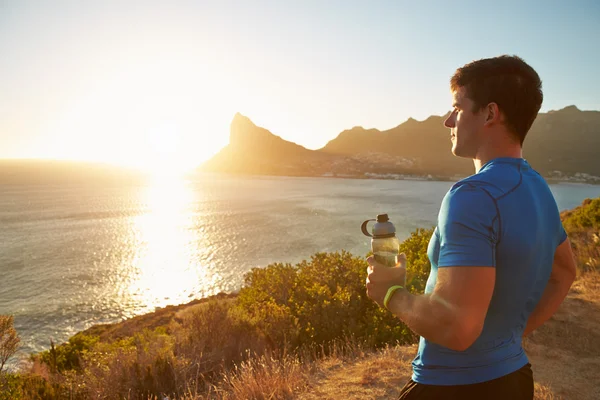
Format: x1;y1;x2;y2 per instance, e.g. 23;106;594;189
125;176;221;312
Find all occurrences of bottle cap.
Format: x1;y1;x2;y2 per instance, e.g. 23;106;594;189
361;214;396;238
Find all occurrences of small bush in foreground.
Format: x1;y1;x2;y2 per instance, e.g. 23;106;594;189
0;315;20;374
561;197;600;273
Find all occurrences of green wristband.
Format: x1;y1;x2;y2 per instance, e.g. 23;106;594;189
383;285;404;309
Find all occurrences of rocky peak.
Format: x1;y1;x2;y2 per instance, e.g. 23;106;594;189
229;113;270;147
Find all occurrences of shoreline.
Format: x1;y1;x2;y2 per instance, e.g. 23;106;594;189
195;170;600;186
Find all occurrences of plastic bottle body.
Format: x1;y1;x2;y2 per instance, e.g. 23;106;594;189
361;213;400;267
372;236;400;267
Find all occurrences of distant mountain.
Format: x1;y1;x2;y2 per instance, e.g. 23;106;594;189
202;114;364;177
321;115;472;176
523;106;600;177
200;107;600;181
322;106;600;178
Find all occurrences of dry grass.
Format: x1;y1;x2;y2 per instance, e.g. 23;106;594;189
534;382;562;400
218;355;310;400
298;345;416;400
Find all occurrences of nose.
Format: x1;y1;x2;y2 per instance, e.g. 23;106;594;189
444;112;455;128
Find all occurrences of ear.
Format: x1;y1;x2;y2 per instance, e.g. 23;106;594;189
484;103;501;125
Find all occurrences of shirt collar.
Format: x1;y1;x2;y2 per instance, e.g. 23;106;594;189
479;157;528;172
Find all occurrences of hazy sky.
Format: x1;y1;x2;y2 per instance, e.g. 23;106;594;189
1;0;599;171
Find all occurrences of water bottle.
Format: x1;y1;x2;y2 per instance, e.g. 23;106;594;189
361;214;400;267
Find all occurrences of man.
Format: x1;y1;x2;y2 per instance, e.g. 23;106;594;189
366;55;577;399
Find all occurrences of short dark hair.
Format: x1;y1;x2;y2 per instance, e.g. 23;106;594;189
450;55;543;144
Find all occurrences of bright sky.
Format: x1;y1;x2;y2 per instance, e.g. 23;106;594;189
1;0;599;172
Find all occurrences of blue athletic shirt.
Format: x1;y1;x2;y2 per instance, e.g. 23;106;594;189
412;157;567;385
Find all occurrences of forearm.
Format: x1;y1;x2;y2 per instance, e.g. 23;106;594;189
523;276;575;337
387;288;469;351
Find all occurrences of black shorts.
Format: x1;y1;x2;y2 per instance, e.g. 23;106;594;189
398;363;534;400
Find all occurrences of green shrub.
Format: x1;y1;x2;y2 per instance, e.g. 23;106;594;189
0;315;20;374
561;197;600;233
0;372;60;400
234;232;434;352
238;263;298;306
36;333;99;373
561;197;600;272
81;328;180;399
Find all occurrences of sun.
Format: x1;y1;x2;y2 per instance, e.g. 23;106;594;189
137;123;190;175
38;57;231;173
122;120;216;178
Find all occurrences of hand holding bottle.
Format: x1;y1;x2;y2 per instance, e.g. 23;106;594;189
366;252;407;308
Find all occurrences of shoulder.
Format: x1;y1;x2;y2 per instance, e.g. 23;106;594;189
439;179;499;227
442;179;497;211
462;162;525;199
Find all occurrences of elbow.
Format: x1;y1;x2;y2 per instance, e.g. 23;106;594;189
551;265;577;289
446;322;483;352
564;258;577;284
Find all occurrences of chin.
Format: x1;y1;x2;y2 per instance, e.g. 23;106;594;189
451;144;460;157
451;146;469;158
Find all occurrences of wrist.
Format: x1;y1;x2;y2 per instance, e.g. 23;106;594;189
383;285;405;309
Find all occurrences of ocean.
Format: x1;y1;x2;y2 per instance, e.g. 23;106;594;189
1;173;599;364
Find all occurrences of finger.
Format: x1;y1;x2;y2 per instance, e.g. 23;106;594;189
396;252;407;267
366;256;384;268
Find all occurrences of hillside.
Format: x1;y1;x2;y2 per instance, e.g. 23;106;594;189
322;105;600;178
320;114;473;177
201;113;328;176
201;114;373;177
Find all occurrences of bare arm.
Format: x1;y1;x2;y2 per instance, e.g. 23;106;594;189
523;238;577;337
370;264;495;351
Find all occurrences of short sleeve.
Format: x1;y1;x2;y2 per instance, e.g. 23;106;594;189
437;184;498;268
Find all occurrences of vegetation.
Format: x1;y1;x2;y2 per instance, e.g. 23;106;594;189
561;197;600;272
0;227;433;399
0;316;20;374
1;197;598;399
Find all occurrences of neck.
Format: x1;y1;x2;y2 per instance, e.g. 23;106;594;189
473;144;523;173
